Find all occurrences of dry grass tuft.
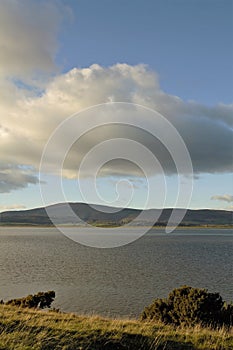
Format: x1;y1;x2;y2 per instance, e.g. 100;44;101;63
0;305;232;349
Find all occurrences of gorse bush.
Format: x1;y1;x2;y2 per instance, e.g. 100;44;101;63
5;290;55;309
140;285;233;328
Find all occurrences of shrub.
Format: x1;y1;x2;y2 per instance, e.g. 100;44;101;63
5;290;55;309
140;285;233;328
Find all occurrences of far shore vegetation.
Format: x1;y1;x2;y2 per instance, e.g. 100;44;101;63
0;222;232;229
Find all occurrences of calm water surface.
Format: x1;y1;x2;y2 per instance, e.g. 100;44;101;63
0;227;232;317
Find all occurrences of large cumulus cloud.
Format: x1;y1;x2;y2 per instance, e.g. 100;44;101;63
1;64;232;193
0;2;232;193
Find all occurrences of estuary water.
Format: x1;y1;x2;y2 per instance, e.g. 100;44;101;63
0;227;232;318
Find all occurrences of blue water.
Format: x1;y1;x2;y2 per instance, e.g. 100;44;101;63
0;227;232;317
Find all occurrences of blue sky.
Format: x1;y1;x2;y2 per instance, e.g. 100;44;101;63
0;0;232;212
58;0;233;104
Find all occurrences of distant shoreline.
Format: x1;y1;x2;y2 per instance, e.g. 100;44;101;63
0;223;232;229
1;203;232;228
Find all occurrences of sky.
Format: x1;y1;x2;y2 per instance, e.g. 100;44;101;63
0;0;232;212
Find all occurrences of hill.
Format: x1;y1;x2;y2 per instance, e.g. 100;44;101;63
0;202;232;226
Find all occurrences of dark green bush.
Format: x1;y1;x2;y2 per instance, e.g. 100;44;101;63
5;290;55;309
140;286;233;328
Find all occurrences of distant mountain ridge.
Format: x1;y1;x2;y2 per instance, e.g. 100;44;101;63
0;202;232;226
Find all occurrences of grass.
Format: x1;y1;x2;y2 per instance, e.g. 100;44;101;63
0;305;232;349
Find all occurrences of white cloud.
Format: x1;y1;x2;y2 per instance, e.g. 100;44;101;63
0;63;232;192
1;64;233;187
0;0;69;82
0;164;38;193
0;204;26;211
0;0;232;200
211;195;233;203
226;205;233;210
0;2;232;195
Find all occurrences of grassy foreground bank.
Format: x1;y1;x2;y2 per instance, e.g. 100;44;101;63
0;305;232;350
